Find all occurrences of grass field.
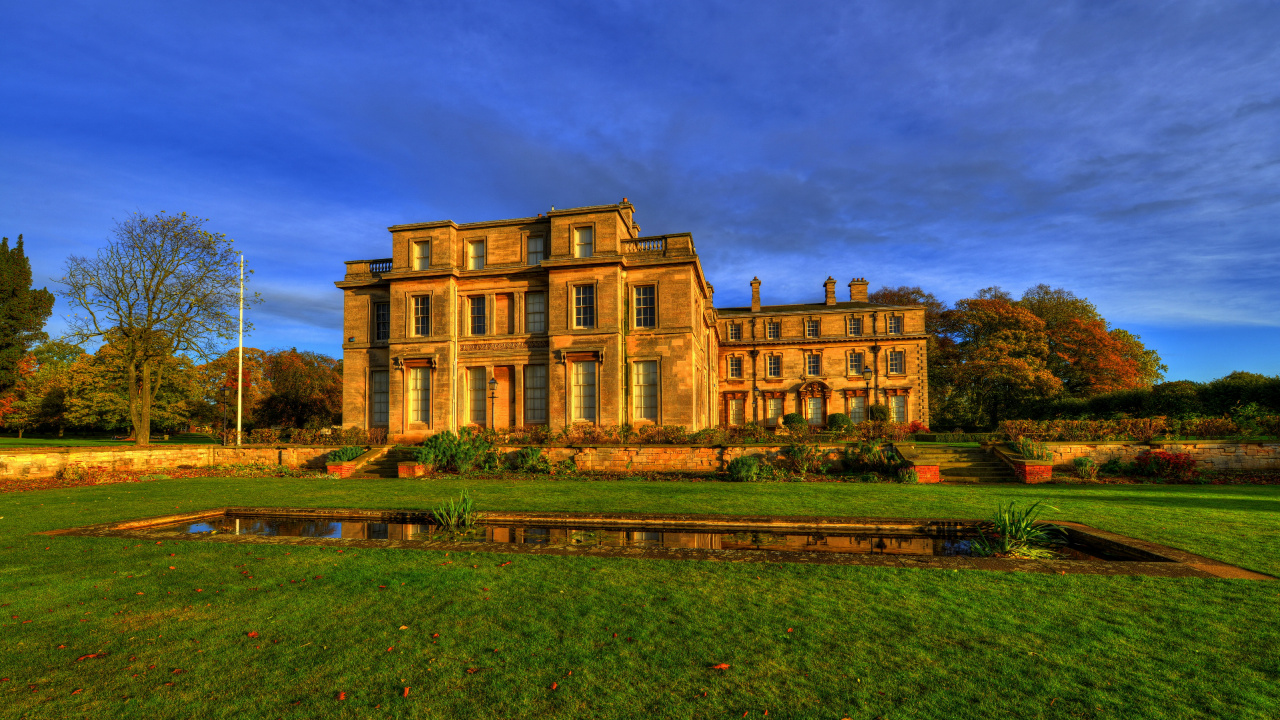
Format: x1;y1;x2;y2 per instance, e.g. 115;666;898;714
2;476;1278;719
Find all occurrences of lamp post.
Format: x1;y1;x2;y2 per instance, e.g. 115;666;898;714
488;376;498;429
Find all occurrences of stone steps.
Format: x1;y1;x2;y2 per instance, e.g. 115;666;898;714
908;446;1017;483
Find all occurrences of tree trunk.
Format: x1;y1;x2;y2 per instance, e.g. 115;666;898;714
127;360;147;446
139;362;153;446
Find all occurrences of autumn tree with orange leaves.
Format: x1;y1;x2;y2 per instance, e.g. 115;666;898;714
933;297;1063;427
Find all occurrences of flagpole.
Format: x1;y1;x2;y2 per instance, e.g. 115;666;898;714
236;254;244;447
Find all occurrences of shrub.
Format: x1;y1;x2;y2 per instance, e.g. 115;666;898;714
419;429;497;473
867;404;890;422
1134;449;1197;482
1011;437;1052;461
367;427;388;445
727;455;761;482
509;446;551;474
728;421;770;443
660;425;689;444
783;442;824;474
896;468;919;484
1072;456;1098;481
905;420;931;434
1098;457;1137;477
249;428;280;444
847;421;910;443
781;413;807;435
689;428;728;446
326;445;365;463
826;414;852;433
842;442;900;473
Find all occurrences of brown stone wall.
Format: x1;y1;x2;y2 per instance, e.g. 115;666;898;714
0;446;334;480
1047;442;1280;471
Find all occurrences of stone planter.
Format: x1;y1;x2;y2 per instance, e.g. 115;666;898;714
398;462;426;478
326;462;357;478
992;447;1053;483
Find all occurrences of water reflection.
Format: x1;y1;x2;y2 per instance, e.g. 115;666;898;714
168;516;983;557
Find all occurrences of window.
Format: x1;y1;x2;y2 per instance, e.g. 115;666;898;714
409;367;429;423
574;285;595;329
728;323;741;341
807;396;823;425
468;240;485;270
525;291;546;333
805;318;819;338
527;236;545;265
806;354;821;376
765;397;783;425
634;286;655;328
373;302;390;341
469;367;486;425
848;352;863;375
849;396;866;423
728;356;743;378
524;365;547;423
413;296;430;336
371;369;388;425
470;296;487;335
766;355;781;377
728;398;744;426
888;315;903;334
891;395;907;422
767;321;780;340
574;226;593;258
848;316;863;336
413;241;430;270
572;361;596;422
633;360;658;422
889;350;906;374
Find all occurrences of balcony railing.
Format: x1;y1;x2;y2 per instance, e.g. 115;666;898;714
368;259;393;273
621;238;665;254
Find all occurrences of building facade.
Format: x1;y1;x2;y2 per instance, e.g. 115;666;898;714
338;201;927;442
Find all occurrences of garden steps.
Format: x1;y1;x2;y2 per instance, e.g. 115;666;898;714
352;446;414;478
911;447;1017;483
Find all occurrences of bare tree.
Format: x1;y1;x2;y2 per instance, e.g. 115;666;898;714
57;212;257;445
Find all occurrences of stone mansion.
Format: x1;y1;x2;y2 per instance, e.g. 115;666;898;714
337;200;929;442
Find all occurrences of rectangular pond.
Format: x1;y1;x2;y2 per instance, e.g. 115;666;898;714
44;507;1273;580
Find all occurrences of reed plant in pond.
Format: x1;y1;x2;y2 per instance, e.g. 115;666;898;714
971;500;1066;559
431;490;483;532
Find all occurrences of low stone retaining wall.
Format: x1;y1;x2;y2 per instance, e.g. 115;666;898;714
1045;441;1280;471
0;445;333;480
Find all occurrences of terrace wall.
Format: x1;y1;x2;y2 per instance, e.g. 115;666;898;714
497;445;845;473
1046;441;1280;471
0;445;333;480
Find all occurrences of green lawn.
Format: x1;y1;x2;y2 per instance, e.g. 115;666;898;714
2;477;1278;719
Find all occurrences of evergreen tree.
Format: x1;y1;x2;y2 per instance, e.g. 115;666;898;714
0;235;56;395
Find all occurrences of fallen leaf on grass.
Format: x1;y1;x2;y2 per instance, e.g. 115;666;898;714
247;631;259;638
431;633;440;638
711;663;730;670
402;687;410;697
499;561;511;567
466;668;480;674
337;691;346;700
550;682;558;690
71;688;82;695
171;669;184;674
75;653;108;662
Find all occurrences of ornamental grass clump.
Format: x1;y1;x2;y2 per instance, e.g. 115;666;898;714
1012;437;1053;461
508;446;551;474
431;490;482;532
971;500;1066;559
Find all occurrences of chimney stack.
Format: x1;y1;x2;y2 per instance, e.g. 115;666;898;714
849;277;869;303
824;277;837;305
750;277;761;312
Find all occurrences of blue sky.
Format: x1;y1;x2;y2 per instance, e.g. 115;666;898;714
2;0;1277;381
